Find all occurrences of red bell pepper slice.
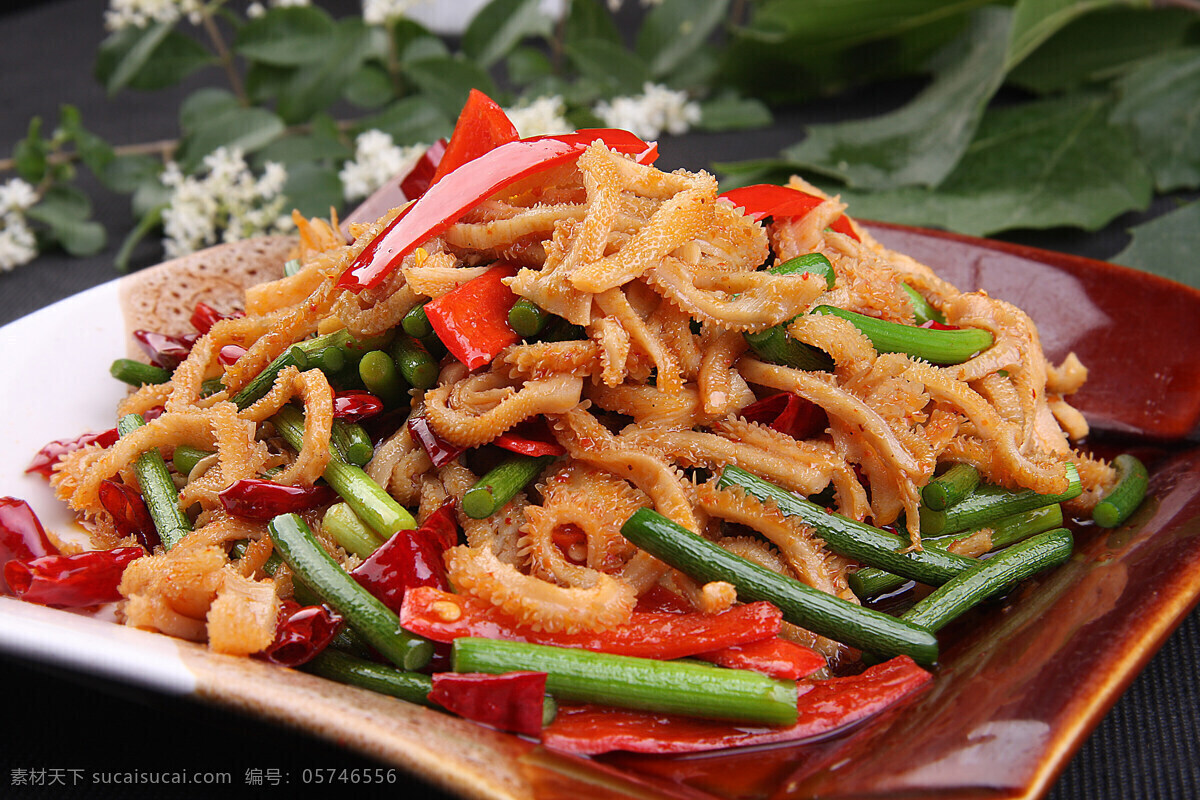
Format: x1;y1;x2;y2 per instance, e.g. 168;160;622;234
430;89;519;186
350;526;450;615
424;263;521;370
720;184;860;242
428;671;548;737
740;392;828;441
6;547;142;608
260;599;343;667
542;655;931;754
695;637;825;681
407;414;465;468
26;428;120;479
492;417;564;457
0;497;58;594
400;138;446;202
218;479;337;521
400;586;783;659
339;130;655;292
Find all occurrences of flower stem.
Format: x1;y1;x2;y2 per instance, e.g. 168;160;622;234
200;4;247;105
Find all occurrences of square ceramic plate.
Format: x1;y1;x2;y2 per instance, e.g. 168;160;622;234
0;224;1197;800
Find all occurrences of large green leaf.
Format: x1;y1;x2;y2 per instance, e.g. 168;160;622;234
95;22;172;95
636;0;729;79
276;18;374;124
462;0;553;69
359;96;453;145
736;0;987;48
781;7;1011;190
234;5;337;66
1005;0;1151;70
1113;200;1200;288
1110;47;1200;192
26;185;105;256
99;154;161;194
404;56;498;118
179;88;240;133
1007;7;1194;94
566;38;649;96
58;105;114;178
697;95;773;132
343;63;396;109
564;0;622;49
835;95;1154;235
176;106;286;171
282;162;345;218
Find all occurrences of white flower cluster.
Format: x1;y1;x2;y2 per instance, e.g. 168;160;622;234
247;0;311;19
160;147;293;259
0;179;38;273
594;82;701;141
104;0;204;31
362;0;426;26
339;130;428;202
505;96;573;139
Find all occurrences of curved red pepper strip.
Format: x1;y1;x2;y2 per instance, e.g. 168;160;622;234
541;656;931;755
430;89;519;186
218;479;337;522
260;600;343;667
429;671;548;737
400;586;782;659
400;139;446;202
695;637;826;681
6;547;142;608
26;428;120;479
719;184;860;242
492;417;565;458
0;497;57;594
340;130;656;292
424;263;520;370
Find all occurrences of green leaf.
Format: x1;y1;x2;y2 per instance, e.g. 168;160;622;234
1006;7;1193;94
566;38;649;96
711;157;798;189
276;17;374;124
1006;0;1152;70
95;21;172;95
462;0;553;69
343;63;396;109
99;153;162;193
234;5;336;66
391;18;440;63
565;0;622;49
26;185;105;256
506;47;554;85
282;161;345;218
245;62;295;103
781;7;1012;190
58;105;114;177
255;130;351;166
133;179;171;219
1113;200;1200;288
697;95;773;132
179;88;240;133
176;106;286;171
358;96;453;145
13;117;48;183
400;35;450;64
834;95;1154;235
636;0;729;79
127;31;212;90
1110;47;1200;192
404;56;498;118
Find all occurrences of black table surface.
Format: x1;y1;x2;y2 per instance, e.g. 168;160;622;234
1;2;1197;798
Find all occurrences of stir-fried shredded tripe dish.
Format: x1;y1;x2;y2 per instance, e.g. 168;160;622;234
12;92;1149;755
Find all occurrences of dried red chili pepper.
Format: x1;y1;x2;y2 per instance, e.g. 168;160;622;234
740;392;827;441
218;344;247;366
419;500;460;552
400;139;447;202
190;301;243;335
428;671;548;737
5;547;142;608
133;329;198;370
350;526;449;615
407;415;464;468
260;599;343;667
97;479;160;551
25;428;119;479
218;479;337;521
492;417;565;457
0;497;57;594
332;390;385;423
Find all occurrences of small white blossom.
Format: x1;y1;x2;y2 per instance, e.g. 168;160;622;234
593;82;701;141
104;0;204;31
340;130;427;202
0;178;37;214
246;2;266;17
160;147;293;259
0;212;37;273
362;0;426;26
505;96;572;139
